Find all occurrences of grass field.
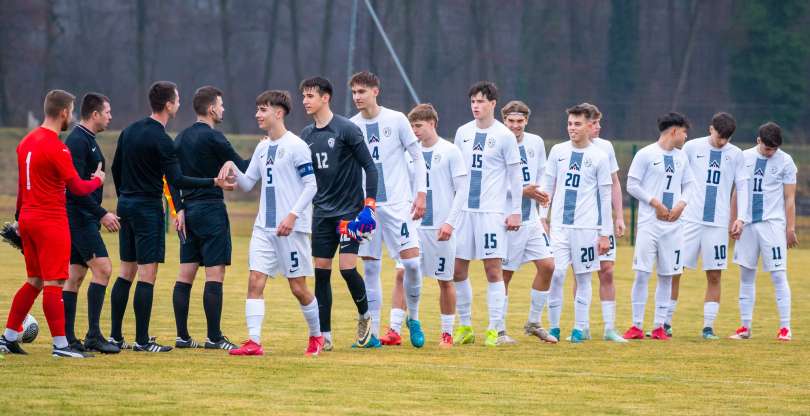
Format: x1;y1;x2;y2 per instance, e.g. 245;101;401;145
0;218;808;414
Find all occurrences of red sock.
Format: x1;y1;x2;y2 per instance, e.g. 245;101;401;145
5;282;41;332
42;285;66;337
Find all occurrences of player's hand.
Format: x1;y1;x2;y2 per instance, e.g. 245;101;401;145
667;202;686;222
338;219;364;242
537;191;551;207
615;218;626;238
357;198;377;233
505;213;521;231
175;209;186;237
787;229;799;248
100;212;121;232
217;161;235;181
214;176;235;191
729;219;744;240
598;235;610;255
411;192;426;220
92;162;105;183
652;199;670;221
523;185;543;201
438;223;454;241
277;212;297;237
540;217;550;234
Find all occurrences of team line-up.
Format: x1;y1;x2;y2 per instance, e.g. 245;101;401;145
0;72;796;358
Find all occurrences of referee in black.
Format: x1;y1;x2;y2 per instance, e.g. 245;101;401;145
299;77;379;350
110;81;233;352
171;86;248;351
63;92;120;354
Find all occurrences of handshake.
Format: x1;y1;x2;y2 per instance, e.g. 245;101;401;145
215;161;240;191
337;198;377;242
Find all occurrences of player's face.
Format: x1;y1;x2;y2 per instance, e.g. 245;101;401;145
590;118;602;139
567;113;591;144
95;101;112;132
708;126;729;148
470;93;495;120
351;84;378;111
255;104;274;131
504;114;528;139
210;96;225;124
167;89;180;118
410;120;435;142
673;126;688;148
61;102;74;131
302;88;327;115
756;138;779;158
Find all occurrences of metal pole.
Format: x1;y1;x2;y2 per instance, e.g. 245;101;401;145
363;0;420;105
344;0;359;115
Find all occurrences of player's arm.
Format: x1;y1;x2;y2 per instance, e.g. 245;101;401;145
111;132;123;197
349;126;378;201
159;135;221;211
404;139;427;219
730;157;750;238
610;172;625;237
278;146;316;237
539;147;558;207
231;146;262;192
668;157;695;221
67;136;108;219
440;171;469;241
504;134;523;230
784;158;798;248
214;131;250;171
56;148;103;197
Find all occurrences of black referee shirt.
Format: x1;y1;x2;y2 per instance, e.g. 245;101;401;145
65;124;107;220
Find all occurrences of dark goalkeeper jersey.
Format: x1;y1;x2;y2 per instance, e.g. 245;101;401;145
301;114;378;218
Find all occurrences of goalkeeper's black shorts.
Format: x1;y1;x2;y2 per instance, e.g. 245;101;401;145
311;209;361;259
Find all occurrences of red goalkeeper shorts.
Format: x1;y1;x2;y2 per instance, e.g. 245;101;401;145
19;215;70;281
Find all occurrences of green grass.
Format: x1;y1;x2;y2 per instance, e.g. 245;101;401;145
0;229;808;414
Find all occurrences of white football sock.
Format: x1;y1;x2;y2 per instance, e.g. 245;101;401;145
454;278;473;327
322;331;332;343
770;270;791;328
601;300;616;332
487;281;506;331
3;328;19;342
53;336;68;349
401;257;422;321
654;274;673;327
739;265;756;328
502;295;509;331
574;272;592;331
631;270;651;328
528;289;549;324
363;259;382;336
300;299;321;337
547;267;566;329
703;301;719;328
245;298;265;343
666;300;677;325
390;308;406;334
440;314;455;335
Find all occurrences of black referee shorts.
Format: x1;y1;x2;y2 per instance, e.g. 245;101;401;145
311;210;360;259
117;196;165;264
179;200;231;267
67;211;108;267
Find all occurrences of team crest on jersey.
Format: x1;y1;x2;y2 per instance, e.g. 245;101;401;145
486;137;496;148
473;142;484;152
433;154;441;164
528;149;535;159
709;159;720;168
276;148;285;160
383;127;392;137
368;134;380;144
769;166;778;174
584;157;592;168
328;137;335;148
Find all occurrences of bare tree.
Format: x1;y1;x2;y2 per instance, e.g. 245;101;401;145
42;0;63;96
219;0;240;132
319;0;336;75
287;0;303;83
262;0;281;89
135;0;146;111
671;0;703;110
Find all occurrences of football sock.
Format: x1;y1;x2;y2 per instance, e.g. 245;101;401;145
62;290;78;343
172;281;192;340
204;281;224;342
601;301;616;332
86;282;106;338
339;268;368;316
770;270;791;328
300;299;321;337
574;272;592;331
5;282;41;340
362;259;382;336
440;314;455;335
454;278;472;327
133;281;154;345
703;301;719;328
43;285;67;348
390;308;406;333
110;277;132;340
502;295;510;331
245;298;264;343
401;257;422;321
666;300;678;325
528;289;549;324
654;274;673;327
314;268;332;333
739;266;756;328
631;270;651;328
486;280;505;331
548;268;566;329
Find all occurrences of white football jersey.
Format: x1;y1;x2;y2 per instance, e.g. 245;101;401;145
742;147;797;224
591;137;619;174
505;132;546;224
682;136;748;227
241;132;313;232
351;107;418;205
419;138;467;230
544;141;612;229
454;120;521;214
628;142;695;226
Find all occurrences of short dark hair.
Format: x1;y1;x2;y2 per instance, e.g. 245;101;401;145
349;71;380;88
192;86;222;116
468;81;498;101
256;90;292;116
148;81;178;112
758;122;782;147
657;112;690;132
44;89;75;118
408;103;439;124
80;92;110;120
711;112;736;139
501;100;531;119
566;104;591;118
299;77;333;101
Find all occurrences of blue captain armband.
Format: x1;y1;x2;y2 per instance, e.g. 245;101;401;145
296;163;314;177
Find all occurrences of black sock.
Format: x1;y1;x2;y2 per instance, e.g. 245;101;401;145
133;281;154;345
314;268;332;333
340;268;368;316
110;277;132;340
86;282;107;338
62;290;78;343
203;281;223;342
172;281;192;340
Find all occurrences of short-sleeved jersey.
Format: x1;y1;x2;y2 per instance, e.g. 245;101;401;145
17;127;81;220
241;132;314;232
419;138;466;230
742;147;797;224
350;107;417;205
682;136;748;227
544;141;612;229
505;132;546;224
628;142;695;226
591;137;619;174
454;120;521;214
301;114;377;218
